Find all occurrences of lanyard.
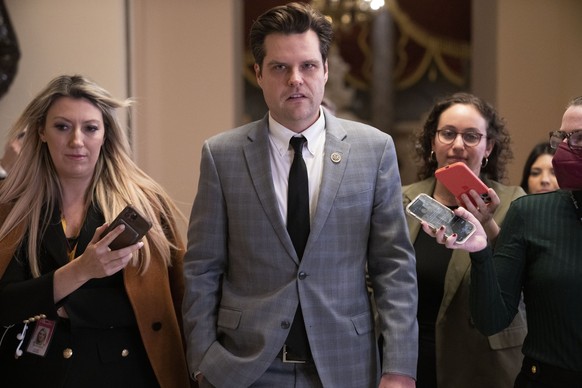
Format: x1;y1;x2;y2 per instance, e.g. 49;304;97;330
61;217;78;261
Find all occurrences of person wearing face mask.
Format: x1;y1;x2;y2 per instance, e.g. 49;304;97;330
520;142;559;194
422;95;582;388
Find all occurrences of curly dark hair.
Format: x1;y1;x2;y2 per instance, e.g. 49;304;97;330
414;92;513;182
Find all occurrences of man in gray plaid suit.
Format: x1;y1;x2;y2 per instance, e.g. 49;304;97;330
182;3;418;387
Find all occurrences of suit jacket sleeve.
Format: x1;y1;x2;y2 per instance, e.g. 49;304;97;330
368;137;419;378
0;204;59;325
182;139;226;374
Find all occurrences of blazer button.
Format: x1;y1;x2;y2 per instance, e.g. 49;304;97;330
121;349;130;357
63;348;73;359
298;272;307;280
281;321;290;329
152;322;162;331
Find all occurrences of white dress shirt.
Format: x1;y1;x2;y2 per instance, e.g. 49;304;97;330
268;108;326;225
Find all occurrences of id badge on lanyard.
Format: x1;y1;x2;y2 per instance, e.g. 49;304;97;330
25;318;56;357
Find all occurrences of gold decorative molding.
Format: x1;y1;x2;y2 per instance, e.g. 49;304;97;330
388;0;471;89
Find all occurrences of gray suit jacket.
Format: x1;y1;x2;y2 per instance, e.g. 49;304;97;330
402;177;527;388
183;112;418;387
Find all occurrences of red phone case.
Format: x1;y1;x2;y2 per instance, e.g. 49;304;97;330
435;162;491;205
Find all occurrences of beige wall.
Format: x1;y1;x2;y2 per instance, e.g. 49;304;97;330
473;0;582;184
0;0;128;137
129;0;241;224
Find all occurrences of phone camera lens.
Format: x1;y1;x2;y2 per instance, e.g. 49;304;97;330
130;212;137;220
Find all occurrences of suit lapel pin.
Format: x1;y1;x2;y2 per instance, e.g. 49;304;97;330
330;152;342;164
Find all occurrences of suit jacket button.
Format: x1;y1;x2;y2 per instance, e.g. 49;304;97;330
152;322;162;331
281;321;290;329
63;348;73;359
298;272;307;280
121;349;130;357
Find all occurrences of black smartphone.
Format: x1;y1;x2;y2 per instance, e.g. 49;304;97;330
406;193;476;244
102;205;152;250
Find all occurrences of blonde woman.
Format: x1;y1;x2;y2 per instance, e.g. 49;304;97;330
0;75;191;388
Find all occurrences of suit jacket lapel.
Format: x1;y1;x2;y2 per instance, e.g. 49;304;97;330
42;205;105;266
306;113;349;256
244;113;352;262
77;205;103;255
439;251;470;321
243;117;299;262
0;203;24;277
0;203;106;278
439;179;519;322
402;178;435;242
402;178;471;319
42;207;69;267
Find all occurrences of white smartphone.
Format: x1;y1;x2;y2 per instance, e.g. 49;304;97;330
406;193;476;244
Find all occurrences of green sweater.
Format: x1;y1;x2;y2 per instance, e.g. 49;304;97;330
470;190;582;371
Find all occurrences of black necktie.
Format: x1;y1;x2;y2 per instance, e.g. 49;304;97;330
285;136;311;360
287;136;310;259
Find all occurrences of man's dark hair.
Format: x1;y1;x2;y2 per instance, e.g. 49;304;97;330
249;2;333;71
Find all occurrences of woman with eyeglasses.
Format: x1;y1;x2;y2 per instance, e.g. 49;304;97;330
401;93;527;388
422;97;582;388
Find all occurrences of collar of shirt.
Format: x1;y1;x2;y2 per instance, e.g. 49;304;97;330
268;107;326;158
268;107;326;224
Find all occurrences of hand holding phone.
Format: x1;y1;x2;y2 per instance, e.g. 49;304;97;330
101;205;152;250
406;193;476;244
435;162;491;206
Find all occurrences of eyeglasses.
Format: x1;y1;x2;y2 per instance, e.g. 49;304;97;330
549;129;582;152
436;129;484;147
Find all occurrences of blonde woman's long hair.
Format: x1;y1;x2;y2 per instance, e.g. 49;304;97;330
0;74;185;277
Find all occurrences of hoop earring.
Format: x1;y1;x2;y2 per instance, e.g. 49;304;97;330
430;151;436;162
481;157;489;168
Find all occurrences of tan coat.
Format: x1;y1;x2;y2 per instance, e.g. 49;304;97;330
403;177;527;388
0;203;193;388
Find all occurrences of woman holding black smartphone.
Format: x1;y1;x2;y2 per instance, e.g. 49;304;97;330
0;75;192;387
401;93;527;388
